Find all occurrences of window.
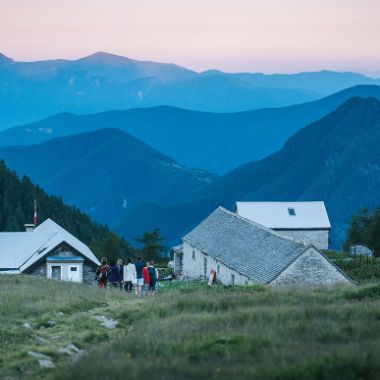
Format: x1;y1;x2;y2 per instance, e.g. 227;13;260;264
51;266;61;280
203;257;207;278
192;250;195;260
70;267;77;272
288;207;296;216
217;265;220;274
231;274;235;285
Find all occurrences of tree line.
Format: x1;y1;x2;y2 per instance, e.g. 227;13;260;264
0;160;165;261
345;207;380;256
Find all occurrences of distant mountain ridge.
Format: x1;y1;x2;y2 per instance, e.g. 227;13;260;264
0;51;379;128
0;128;215;226
1;85;380;173
113;97;380;247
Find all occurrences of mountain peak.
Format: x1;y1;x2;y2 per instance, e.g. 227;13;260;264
78;51;133;64
0;52;13;65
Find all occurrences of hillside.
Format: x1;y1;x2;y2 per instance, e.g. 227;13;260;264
0;128;215;226
1;85;380;174
1;275;380;379
0;51;379;129
116;97;380;247
0;160;132;258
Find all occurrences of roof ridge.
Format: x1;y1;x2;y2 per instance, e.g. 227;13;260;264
218;206;308;247
18;232;59;270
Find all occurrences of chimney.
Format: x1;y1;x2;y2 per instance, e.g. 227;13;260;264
24;224;35;232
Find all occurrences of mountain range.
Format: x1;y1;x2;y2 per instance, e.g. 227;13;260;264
0;51;379;129
0;128;215;226
0;97;380;249
113;97;380;248
1;85;380;173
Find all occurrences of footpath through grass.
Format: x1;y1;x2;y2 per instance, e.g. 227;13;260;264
1;276;380;380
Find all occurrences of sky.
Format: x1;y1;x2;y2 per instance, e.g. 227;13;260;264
1;0;379;74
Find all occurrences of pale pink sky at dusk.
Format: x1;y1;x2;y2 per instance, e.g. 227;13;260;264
1;0;379;74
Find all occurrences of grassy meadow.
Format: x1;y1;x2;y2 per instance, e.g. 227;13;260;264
1;274;380;380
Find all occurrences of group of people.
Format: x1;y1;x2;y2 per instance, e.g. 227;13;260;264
95;257;159;295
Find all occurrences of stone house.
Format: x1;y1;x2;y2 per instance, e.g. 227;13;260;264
174;207;352;286
235;201;331;250
0;219;100;283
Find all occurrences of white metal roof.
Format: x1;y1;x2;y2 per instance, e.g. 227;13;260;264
0;218;100;271
235;201;331;229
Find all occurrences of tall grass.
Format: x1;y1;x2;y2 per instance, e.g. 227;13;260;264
2;276;380;379
55;282;380;380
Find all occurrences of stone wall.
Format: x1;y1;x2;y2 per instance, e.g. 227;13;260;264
182;242;251;285
31;263;47;278
274;229;329;250
271;247;352;286
83;263;97;285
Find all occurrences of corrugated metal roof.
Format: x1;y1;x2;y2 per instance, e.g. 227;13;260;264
235;201;331;229
0;219;100;271
183;207;309;283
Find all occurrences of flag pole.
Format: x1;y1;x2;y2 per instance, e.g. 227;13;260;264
33;199;37;226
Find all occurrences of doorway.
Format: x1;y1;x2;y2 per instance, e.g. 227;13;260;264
51;266;61;280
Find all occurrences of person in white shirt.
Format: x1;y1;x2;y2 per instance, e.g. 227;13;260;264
123;258;137;293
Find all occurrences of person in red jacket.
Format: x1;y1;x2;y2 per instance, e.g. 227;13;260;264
142;264;150;294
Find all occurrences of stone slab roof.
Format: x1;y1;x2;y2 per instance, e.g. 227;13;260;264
183;207;310;283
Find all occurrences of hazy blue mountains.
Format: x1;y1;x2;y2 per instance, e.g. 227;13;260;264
115;97;380;247
0;128;215;226
0;51;379;128
1;85;380;174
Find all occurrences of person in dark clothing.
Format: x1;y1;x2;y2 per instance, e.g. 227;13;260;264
96;257;110;288
134;257;146;296
147;260;159;293
108;259;121;288
117;259;124;290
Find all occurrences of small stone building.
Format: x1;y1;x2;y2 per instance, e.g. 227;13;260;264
235;201;331;250
175;207;351;286
0;219;100;283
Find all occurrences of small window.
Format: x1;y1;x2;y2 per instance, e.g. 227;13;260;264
231;274;235;285
70;267;77;272
217;265;220;274
288;207;296;216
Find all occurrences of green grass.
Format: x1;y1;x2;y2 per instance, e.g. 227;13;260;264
1;276;380;380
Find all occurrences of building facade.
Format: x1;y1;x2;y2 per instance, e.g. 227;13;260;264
178;207;351;286
235;201;331;250
0;219;100;283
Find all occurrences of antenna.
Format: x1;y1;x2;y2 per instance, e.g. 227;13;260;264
33;199;37;225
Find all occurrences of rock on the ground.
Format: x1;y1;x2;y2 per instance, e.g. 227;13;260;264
27;351;49;359
38;359;55;368
28;351;55;368
33;335;49;344
23;322;32;330
95;315;118;330
58;343;83;357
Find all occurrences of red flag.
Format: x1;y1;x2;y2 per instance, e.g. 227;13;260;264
33;199;37;225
